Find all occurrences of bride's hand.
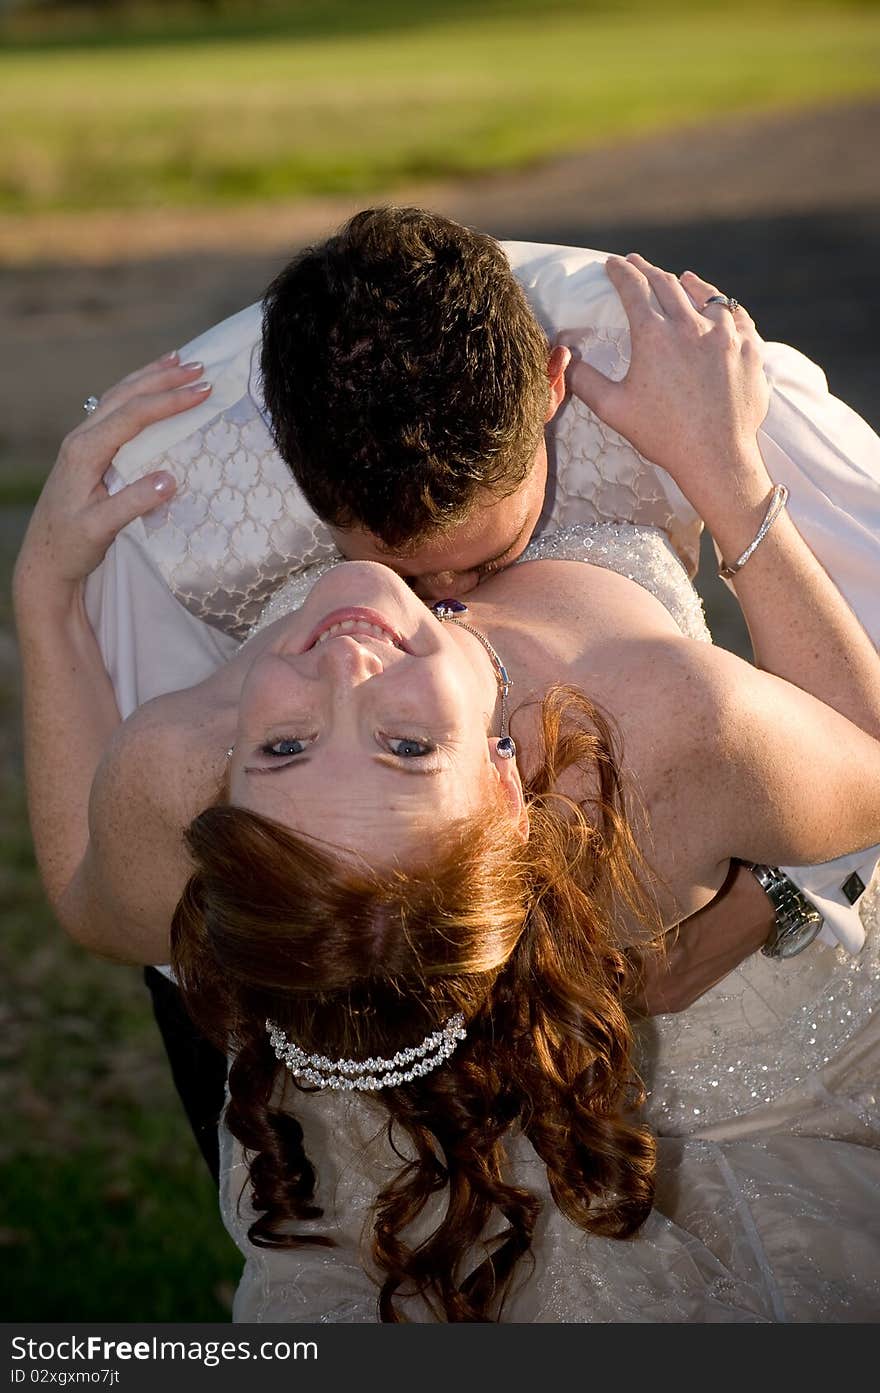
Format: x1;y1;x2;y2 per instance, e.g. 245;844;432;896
567;254;771;515
13;354;211;612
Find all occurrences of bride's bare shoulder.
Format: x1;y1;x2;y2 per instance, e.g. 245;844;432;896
483;556;688;655
70;689;232;964
112;678;233;796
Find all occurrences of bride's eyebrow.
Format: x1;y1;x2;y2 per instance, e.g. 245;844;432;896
242;757;443;778
373;755;445;777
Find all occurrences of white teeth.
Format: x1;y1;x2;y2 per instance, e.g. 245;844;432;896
314;620;401;648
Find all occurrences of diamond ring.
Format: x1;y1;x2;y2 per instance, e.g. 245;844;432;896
702;294;739;315
83;395;100;415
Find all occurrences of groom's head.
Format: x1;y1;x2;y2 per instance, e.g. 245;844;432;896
261;207;567;598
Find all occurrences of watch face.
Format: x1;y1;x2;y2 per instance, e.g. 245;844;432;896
774;913;824;959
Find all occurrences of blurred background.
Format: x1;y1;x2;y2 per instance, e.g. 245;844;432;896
1;0;879;1320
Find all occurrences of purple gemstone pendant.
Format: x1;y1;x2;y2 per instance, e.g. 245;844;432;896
430;598;469;620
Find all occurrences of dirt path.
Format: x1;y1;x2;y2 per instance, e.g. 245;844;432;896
3;98;878;482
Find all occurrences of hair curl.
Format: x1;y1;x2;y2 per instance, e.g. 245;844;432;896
260;205;550;549
171;686;660;1321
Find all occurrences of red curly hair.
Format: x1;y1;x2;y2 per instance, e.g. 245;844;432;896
171;686;661;1321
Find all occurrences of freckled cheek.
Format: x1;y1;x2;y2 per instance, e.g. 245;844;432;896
233;683;270;737
238;657;307;723
404;662;470;722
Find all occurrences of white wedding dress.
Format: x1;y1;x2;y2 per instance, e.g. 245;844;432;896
219;523;880;1323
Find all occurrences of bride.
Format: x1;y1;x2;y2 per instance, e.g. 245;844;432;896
15;255;880;1321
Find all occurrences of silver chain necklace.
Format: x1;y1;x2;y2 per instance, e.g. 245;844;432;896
430;598;515;757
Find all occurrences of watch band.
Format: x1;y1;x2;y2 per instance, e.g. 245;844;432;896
744;862;825;959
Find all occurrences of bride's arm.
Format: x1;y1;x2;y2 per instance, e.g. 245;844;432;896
13;359;210;942
625;617;880;1012
569;254;880;740
645;632;880;890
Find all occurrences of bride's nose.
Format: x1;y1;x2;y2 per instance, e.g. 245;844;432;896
314;635;385;684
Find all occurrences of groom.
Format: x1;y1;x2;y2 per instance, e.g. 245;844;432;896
92;205;880;1177
257;206;569;601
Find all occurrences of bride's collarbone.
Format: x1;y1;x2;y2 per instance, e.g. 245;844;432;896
481;568;686;709
483;558;684;648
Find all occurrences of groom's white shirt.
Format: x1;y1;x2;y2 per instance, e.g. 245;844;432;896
86;241;880;955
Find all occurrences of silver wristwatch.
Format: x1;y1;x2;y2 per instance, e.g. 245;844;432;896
744;863;825;959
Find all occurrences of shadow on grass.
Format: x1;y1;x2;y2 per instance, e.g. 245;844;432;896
1;1138;239;1321
2;0;616;51
0;741;240;1318
2;0;857;51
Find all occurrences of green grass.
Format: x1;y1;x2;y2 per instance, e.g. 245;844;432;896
2;4;879;216
0;768;242;1319
0;498;240;1318
0;472;45;509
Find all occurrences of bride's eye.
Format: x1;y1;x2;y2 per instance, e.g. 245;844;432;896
384;735;436;759
260;736;310;758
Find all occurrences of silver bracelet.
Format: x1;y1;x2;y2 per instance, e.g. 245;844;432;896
718;483;789;580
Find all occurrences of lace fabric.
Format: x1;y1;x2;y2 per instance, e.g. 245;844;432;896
220;1103;880;1323
134;352;339;640
542;329;702;574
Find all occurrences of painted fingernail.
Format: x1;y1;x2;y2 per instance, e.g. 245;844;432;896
152;472;175;494
160;350;180;363
180;360;204;372
177;379;212;394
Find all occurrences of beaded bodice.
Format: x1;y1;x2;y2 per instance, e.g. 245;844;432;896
249;520;709;642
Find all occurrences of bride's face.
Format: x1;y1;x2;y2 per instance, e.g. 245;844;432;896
227;562;524;863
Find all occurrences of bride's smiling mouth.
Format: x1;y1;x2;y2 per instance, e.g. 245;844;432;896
302;607;409;654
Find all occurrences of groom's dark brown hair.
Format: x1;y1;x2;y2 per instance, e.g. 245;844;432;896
260;206;550;549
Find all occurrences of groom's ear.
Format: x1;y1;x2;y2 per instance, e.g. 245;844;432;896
545;345;571;423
